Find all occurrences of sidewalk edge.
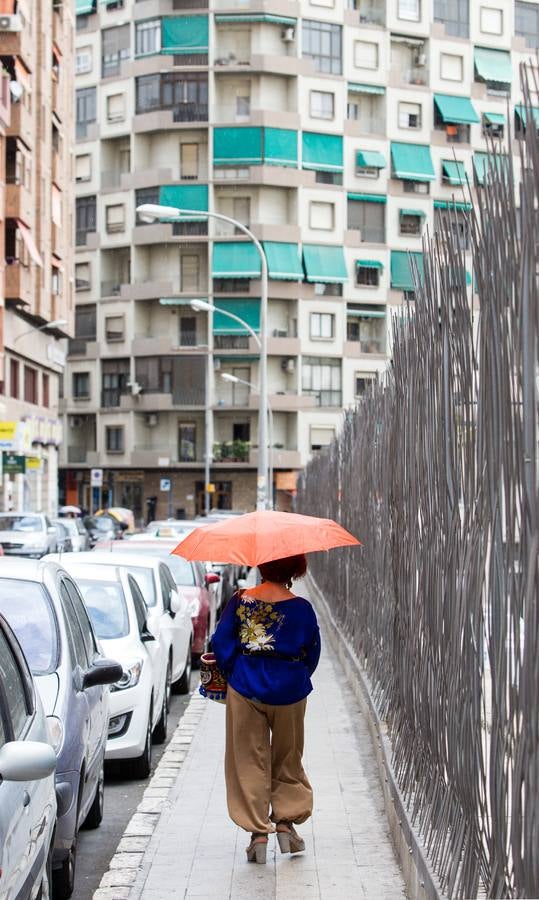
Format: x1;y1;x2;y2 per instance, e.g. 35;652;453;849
307;574;445;900
92;691;207;900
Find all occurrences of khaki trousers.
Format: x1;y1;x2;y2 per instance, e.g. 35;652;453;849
224;685;313;834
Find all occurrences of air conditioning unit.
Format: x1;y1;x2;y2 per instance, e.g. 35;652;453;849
282;26;295;42
281;358;295;373
414;52;426;67
145;413;158;427
0;14;22;31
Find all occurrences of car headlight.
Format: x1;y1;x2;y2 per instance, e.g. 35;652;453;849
46;715;64;753
111;659;143;691
188;597;201;618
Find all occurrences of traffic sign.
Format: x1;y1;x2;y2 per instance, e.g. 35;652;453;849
91;468;103;487
160;478;171;492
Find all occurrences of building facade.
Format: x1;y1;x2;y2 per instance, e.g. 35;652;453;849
0;0;74;515
64;0;535;521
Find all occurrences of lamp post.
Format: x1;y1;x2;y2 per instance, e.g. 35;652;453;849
220;372;274;510
13;318;68;343
136;203;269;511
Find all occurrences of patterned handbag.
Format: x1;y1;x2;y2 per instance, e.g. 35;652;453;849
199;652;227;704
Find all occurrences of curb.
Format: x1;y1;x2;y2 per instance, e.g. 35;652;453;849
92;691;207;900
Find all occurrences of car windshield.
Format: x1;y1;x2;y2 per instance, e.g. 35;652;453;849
0;515;42;532
77;579;130;639
0;579;58;673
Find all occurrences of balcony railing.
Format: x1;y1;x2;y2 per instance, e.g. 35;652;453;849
68;337;94;355
303;390;342;407
178;331;198;347
214;335;250;350
76;228;96;247
346;333;385;354
173;0;208;7
172;103;208;123
172;221;208;236
213;440;251;462
101;280;126;297
101;388;127;408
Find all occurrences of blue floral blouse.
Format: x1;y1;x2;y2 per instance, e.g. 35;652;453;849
212;592;321;706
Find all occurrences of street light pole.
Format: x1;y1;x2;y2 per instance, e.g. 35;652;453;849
220;372;274;509
136;203;269;511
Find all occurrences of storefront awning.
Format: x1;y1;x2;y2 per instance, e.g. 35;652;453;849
212;242;261;279
356;149;386;169
158;184;208;219
434;94;479;125
213;127;297;167
484;111;505;125
302;132;343;173
161;16;209;54
474;47;512;85
213;298;260;335
442;160;467;185
356;259;383;269
302;245;347;283
391;142;435;181
348;83;385;95
215;13;296;25
17;220;43;267
515;105;539;128
390;251;424;291
347;193;386;204
262;242;303;281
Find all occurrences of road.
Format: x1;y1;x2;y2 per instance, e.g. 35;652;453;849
75;677;196;900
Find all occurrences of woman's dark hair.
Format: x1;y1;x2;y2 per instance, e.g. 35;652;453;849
258;554;307;587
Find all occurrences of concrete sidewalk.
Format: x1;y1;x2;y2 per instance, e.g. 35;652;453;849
126;622;407;900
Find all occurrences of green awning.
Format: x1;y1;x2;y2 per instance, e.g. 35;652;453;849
434;200;472;211
391;142;435;182
484;111;505;125
213;127;297;167
263;128;297;167
433;94;479;125
356;150;386;169
442;160;467;185
161;16;209;54
213;243;261;279
347;193;386;204
159;298;205;306
76;0;95;12
348;83;385;95
262;242;303;280
213;299;260;335
515;105;539;128
356;259;383;268
302;132;343;173
215;13;296;25
473;152;507;186
347;307;385;318
399;208;426;217
474;47;512;85
390;251;424;291
158;184;208;220
302;245;347;283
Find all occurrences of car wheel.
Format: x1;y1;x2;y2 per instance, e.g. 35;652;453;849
153;664;171;744
37;838;53;900
82;759;104;829
174;643;192;694
52;837;76;900
128;703;152;779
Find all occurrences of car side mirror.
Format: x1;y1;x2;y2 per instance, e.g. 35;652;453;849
205;573;221;586
0;740;56;781
82;657;123;689
140;626;156;642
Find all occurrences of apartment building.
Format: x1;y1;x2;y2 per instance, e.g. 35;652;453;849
63;0;536;520
0;0;74;515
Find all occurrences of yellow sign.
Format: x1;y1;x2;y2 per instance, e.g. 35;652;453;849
26;457;42;470
206;483;216;493
0;422;17;441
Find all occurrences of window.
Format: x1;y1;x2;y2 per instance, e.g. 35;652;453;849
76;195;96;244
102;24;130;78
75;304;96;340
310;426;335;452
106;93;126;122
75;153;91;182
102;359;129;406
398;0;420;20
24;366;37;404
76;86;96;136
354;40;378;69
62;578;96;664
105;315;124;342
236;90;250;119
480;5;502;33
180;143;199;179
51;266;62;295
105;204;125;233
73;372;90;399
398;101;421;129
179;423;196;461
347;101;360;121
135;72;209;119
310;313;335;339
302;357;341;406
0;629;29;740
9;359;19;399
179;316;197;347
355;372;377;397
347;200;385;243
302;20;342;75
59;581;89;669
440;53;463;81
180;255;201;291
135;19;160;56
310;91;334;120
135;73;160;113
314;283;342;296
106;426;124;453
75;262;91;291
42;373;49;408
434;208;470;250
75;46;92;75
400;213;423;236
403;181;430;195
309;201;334;230
482;113;504;139
356;265;380;287
433;0;469;37
515;1;539;47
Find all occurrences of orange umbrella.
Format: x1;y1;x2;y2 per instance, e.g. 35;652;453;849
172;510;360;566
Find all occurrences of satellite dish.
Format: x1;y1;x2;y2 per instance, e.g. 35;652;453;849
9;81;23;102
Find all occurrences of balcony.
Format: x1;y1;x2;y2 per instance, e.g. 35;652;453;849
68;338;97;358
5;260;33;306
101;388;128;408
213;440;251;463
68;446;91;463
6;180;32;224
297;391;341;408
0;74;10;129
251;447;301;469
101;280;130;298
8;101;32;149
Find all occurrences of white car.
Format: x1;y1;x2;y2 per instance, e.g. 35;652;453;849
57;562;171;777
47;552;193;695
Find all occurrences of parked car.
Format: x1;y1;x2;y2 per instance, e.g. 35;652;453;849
53;520;73;553
0;559;122;899
0;513;58;558
144;519;198;540
55;561;172;777
49;552;193;695
83;514;124;547
99;540;220;661
0;611;57;900
56;517;90;553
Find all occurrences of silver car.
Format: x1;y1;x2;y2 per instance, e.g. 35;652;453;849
0;610;57;900
0;513;58;558
55;517;90;552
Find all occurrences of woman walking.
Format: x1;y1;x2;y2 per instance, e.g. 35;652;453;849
212;553;321;865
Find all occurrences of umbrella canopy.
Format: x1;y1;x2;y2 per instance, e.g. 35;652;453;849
172;510;360;566
59;505;82;516
96;507;135;532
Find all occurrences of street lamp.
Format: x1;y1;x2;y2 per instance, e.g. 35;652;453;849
14;318;68;343
220;372;274;509
136;203;269;511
